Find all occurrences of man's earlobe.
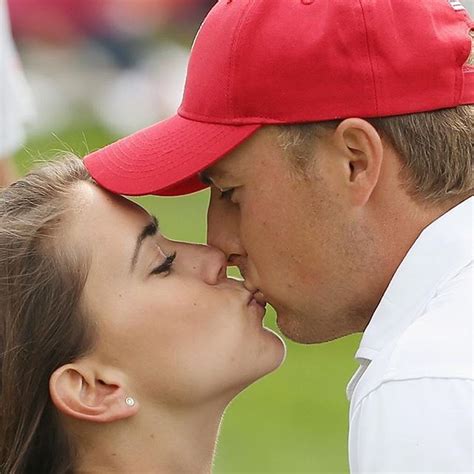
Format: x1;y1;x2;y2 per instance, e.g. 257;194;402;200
49;363;139;423
336;118;384;206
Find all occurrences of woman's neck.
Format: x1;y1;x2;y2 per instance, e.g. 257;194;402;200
75;401;227;473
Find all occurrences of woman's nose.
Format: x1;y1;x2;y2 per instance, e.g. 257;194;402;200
181;243;227;285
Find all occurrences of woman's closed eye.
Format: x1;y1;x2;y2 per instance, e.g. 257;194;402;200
219;188;236;201
151;252;177;276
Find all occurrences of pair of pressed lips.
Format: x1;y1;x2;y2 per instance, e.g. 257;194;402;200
247;290;267;309
227;276;267;309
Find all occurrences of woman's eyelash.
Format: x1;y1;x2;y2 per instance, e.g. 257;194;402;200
151;252;177;275
220;188;235;200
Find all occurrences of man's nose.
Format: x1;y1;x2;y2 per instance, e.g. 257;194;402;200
207;190;246;266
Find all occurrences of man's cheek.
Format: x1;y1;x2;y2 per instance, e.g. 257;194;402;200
241;203;280;248
247;234;278;275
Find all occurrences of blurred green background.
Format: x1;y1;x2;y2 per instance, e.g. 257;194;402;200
15;121;361;474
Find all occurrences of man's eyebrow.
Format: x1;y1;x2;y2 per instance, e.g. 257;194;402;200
130;215;159;272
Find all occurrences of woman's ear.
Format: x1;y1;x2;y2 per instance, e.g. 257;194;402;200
49;363;139;423
334;118;384;207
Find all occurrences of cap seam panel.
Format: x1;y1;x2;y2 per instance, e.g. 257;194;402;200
358;0;379;115
228;0;256;118
179;108;290;123
455;21;474;104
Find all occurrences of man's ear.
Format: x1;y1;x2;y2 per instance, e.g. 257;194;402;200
334;118;384;207
49;363;139;423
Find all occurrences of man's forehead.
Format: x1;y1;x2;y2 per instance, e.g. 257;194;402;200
200;149;243;184
200;127;271;183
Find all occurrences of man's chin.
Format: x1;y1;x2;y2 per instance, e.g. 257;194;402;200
275;309;348;344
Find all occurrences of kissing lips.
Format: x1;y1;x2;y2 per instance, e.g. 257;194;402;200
253;291;267;308
243;281;268;313
247;290;267;310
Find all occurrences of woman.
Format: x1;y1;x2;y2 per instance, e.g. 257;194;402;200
0;156;285;473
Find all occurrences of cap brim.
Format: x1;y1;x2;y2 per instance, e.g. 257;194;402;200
84;114;261;196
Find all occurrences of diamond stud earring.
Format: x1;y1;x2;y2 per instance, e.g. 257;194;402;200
125;397;135;407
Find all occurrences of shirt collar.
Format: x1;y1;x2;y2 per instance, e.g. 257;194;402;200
355;197;473;362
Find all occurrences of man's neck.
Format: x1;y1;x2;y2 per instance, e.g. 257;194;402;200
351;193;465;335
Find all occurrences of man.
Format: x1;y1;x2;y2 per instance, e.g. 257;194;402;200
85;0;473;471
0;0;34;186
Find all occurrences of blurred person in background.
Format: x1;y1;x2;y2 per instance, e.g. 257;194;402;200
0;155;285;473
0;0;34;186
7;0;213;137
85;1;474;472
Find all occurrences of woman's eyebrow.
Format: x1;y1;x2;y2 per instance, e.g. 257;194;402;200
130;215;159;272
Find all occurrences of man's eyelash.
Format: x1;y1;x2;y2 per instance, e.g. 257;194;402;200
151;252;177;275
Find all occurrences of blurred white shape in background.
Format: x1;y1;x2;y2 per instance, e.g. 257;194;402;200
7;0;197;139
0;0;35;155
95;40;189;136
465;0;473;16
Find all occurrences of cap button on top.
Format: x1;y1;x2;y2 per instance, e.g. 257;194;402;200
301;0;315;4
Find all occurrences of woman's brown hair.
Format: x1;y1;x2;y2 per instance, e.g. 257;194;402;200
0;156;95;473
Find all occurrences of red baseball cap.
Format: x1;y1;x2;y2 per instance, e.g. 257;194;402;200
84;0;474;196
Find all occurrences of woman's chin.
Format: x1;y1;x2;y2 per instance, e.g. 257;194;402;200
220;335;285;399
248;329;287;383
264;329;287;371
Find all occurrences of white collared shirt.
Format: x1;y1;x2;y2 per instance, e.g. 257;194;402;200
348;197;473;473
